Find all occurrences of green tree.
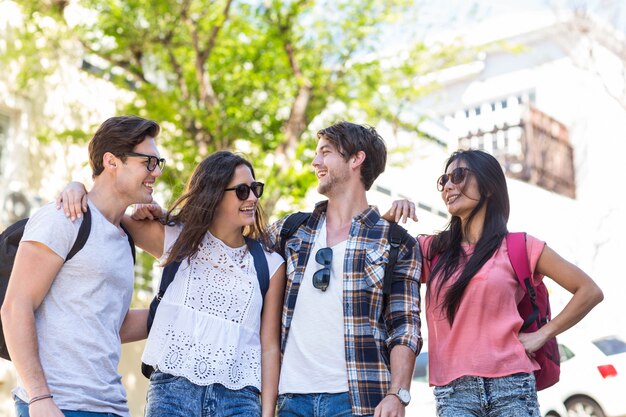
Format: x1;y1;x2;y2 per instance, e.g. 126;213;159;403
3;0;474;294
5;0;467;213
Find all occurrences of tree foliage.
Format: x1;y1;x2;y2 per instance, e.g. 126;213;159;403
4;0;469;216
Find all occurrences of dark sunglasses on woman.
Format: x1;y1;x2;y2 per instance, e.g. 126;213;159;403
224;181;264;200
437;167;472;191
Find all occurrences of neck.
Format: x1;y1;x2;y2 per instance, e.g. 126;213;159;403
460;206;487;245
209;223;245;248
324;190;368;247
87;184;129;226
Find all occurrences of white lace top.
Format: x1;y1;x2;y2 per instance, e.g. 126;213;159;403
141;225;284;389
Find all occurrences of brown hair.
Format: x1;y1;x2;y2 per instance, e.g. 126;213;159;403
317;121;387;190
88;115;160;177
163;151;269;265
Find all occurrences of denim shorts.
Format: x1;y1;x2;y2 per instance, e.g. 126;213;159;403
14;395;123;417
433;372;540;417
277;392;367;417
144;370;261;417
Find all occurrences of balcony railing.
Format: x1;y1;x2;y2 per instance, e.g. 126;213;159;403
457;105;575;198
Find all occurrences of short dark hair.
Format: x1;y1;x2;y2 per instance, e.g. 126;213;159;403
317;121;387;190
88;115;160;177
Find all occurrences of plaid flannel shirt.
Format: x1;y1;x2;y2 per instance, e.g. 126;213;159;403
268;201;422;416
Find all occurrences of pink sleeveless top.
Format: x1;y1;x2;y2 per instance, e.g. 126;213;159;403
419;234;546;386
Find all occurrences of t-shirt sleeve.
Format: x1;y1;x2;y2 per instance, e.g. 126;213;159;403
265;251;285;280
418;235;433;284
526;234;546;286
159;224;183;265
21;203;81;260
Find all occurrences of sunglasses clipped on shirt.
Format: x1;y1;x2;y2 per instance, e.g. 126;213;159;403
224;181;265;201
313;247;333;291
437;167;473;191
125;152;166;172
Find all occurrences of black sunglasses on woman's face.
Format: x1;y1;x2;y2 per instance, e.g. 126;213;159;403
224;181;264;200
437;167;472;191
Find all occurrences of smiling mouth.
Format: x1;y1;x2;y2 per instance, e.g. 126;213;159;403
240;206;255;214
447;194;460;204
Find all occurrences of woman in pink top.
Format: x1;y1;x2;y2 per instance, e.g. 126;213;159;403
388;149;603;417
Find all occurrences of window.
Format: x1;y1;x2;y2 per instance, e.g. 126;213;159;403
593;336;626;356
412;352;428;382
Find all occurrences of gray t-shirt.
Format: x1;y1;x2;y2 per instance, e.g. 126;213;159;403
12;201;133;417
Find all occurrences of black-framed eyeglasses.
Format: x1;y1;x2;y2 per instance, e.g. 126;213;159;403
312;247;333;291
125;152;166;172
224;181;264;201
437;167;472;191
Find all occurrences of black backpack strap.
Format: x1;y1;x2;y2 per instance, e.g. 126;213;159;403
279;212;310;258
64;207;136;263
245;237;270;299
383;223;409;296
147;260;181;332
120;223;136;264
142;259;181;379
65;206;92;262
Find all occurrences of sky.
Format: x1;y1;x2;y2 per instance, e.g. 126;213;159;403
404;0;626;39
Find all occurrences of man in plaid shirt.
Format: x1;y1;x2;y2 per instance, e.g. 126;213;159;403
268;121;422;417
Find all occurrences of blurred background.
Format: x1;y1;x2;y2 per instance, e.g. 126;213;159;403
1;0;625;416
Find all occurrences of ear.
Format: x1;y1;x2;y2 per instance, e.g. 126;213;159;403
103;152;118;170
351;150;366;169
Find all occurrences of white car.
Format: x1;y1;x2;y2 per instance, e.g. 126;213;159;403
538;333;626;417
406;351;436;416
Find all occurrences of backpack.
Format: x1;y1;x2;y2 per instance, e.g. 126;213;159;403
141;236;270;378
506;232;560;390
0;206;136;361
278;212;410;296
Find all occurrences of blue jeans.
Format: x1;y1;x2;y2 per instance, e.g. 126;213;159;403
433;372;540;417
14;396;122;417
144;370;261;417
277;392;368;417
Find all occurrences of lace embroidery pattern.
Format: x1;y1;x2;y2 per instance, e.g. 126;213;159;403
144;231;264;388
158;324;262;388
183;238;254;324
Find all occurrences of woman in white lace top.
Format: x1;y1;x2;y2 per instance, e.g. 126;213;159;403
118;151;285;417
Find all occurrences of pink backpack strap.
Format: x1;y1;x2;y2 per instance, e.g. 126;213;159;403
506;232;540;330
506;232;531;288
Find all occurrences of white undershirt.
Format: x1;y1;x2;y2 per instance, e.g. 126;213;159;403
279;219;349;394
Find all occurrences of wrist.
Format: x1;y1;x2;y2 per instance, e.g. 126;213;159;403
28;394;54;406
386;387;411;406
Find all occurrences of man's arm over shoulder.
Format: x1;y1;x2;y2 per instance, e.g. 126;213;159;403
385;232;423;354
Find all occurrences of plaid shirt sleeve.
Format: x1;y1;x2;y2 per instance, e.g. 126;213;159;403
384;233;423;353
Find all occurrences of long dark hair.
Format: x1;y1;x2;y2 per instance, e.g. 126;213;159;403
163;151;269;265
426;149;510;325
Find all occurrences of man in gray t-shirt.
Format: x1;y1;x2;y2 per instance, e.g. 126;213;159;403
1;116;165;417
